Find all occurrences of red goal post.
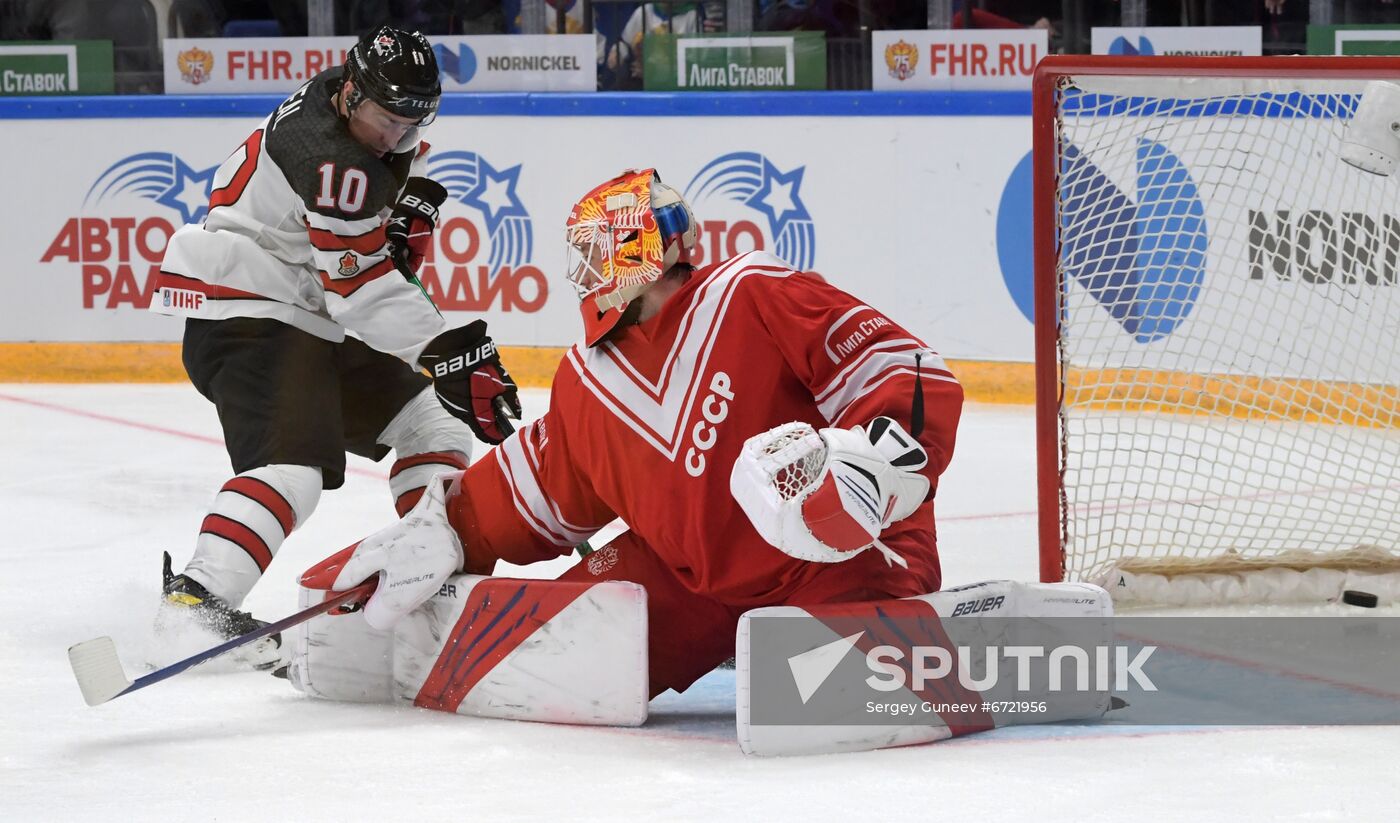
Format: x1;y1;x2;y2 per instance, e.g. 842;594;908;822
1032;56;1400;604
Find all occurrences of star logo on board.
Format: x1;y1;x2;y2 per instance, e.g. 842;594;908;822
154;156;218;224
683;152;818;269
461;158;528;236
425;150;536;274
83;152;218;224
746;159;811;242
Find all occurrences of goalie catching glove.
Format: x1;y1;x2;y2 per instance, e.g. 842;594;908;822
301;472;465;630
419;319;522;444
385;177;448;274
730;417;929;568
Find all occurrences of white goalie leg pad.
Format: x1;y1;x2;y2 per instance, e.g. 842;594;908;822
286;586;396;702
737;580;1113;756
394;574;649;726
289;574;649;725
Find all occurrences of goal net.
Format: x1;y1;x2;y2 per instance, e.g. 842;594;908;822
1034;56;1400;606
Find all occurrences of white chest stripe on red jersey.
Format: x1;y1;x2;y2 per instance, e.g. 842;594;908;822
565;251;793;461
496;424;597;548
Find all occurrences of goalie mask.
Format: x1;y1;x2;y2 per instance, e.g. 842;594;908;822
565;169;698;347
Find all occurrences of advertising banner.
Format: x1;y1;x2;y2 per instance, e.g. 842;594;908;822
0;41;112;95
1091;26;1262;57
871;29;1046;91
164;35;596;94
5;101;1037;361
1307;25;1400;56
643;33;826;91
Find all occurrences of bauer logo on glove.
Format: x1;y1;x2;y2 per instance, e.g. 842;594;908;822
730;416;929;568
429;339;498;379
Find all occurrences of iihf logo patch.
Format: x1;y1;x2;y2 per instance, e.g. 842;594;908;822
684;152;817;270
338;251;360;276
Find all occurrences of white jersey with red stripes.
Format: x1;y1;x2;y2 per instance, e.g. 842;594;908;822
151;69;446;367
455;250;964;605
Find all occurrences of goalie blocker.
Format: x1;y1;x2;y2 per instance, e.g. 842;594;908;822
288;575;1111;754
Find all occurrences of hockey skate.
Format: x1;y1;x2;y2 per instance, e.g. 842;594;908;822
157;552;283;671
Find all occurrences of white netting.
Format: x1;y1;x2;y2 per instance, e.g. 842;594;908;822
757;423;827;501
1048;68;1400;597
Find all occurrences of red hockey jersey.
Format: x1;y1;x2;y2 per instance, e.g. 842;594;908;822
452;250;964;605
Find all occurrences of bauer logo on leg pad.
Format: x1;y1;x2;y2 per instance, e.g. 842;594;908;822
949;595;1005;616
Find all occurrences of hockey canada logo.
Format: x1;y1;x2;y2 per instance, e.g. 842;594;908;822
39;151;218;310
337;251;359;276
995;140;1207;342
373;33;400;58
177;47;214;85
683;152;817;270
884;40;918;81
421;150;547;313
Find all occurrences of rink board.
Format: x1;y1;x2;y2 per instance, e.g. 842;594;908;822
1;92;1037;362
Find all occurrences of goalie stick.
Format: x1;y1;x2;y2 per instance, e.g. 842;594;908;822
66;395;590;707
67;579;377;707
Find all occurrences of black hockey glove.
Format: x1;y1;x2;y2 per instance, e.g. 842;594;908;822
386;178;448;275
419;320;522;445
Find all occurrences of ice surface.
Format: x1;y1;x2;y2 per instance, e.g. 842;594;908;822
2;385;1397;821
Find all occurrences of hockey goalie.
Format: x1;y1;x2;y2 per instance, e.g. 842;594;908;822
287;169;1113;754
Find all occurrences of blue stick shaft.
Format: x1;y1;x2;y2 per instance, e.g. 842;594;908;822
119;582;375;698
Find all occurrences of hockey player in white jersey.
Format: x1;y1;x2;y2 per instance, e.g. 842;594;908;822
149;27;521;667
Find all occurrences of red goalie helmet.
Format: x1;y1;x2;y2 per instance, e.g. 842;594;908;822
565;169;698;347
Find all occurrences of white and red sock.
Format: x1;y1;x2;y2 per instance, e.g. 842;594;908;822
389;451;468;516
183;464;322;607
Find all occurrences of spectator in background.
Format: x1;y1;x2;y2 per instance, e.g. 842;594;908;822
505;0;618;89
949;1;1054;35
507;0;589;34
18;0;160;92
756;0;851;37
268;0;502;37
608;2;723;89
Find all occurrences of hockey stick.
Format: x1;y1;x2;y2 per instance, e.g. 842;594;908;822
67;579;377;707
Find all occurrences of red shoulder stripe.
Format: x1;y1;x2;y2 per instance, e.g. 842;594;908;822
307;224;388;255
